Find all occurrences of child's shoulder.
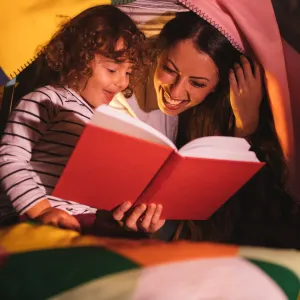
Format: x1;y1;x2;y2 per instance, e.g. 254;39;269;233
24;85;70;106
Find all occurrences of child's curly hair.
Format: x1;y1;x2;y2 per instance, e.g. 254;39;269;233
41;5;145;92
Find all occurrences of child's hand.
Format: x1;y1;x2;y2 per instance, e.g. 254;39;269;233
229;56;263;137
35;207;81;232
113;202;165;233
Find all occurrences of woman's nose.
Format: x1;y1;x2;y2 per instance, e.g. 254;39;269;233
169;78;187;100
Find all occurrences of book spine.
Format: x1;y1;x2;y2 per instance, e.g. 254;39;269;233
135;152;181;205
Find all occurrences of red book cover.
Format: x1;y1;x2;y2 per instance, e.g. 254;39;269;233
53;124;173;210
137;153;264;219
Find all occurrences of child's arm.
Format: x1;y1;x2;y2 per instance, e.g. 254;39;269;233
0;90;81;230
0;89;57;216
25;199;52;218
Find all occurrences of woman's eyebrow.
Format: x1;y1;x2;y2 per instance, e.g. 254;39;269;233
190;75;209;81
167;58;209;81
167;58;179;71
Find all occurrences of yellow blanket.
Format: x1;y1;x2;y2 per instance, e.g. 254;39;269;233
0;0;117;80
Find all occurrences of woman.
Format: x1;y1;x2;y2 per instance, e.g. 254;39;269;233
129;10;300;247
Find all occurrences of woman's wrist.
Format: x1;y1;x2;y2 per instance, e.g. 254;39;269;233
234;114;259;138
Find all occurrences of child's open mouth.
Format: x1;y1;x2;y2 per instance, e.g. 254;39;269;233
103;90;116;103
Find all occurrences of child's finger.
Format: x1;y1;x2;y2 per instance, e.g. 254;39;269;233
229;69;239;95
59;215;81;232
233;63;246;90
240;55;253;82
112;201;132;221
140;203;156;230
125;204;147;230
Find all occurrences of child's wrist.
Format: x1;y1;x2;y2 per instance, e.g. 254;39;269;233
25;199;51;219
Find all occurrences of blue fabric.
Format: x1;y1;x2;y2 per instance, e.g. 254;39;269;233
5;77;16;87
0;67;9;85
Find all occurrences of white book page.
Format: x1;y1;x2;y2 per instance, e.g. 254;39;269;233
179;136;259;162
92;104;176;150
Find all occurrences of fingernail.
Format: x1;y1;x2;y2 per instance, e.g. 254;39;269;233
234;63;240;68
157;204;162;209
140;204;147;210
125;201;131;208
240;55;246;60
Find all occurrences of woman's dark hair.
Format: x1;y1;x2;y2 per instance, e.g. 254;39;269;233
158;12;300;248
16;5;145;95
158;11;246;139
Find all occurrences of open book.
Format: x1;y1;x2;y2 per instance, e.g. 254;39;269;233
53;105;264;220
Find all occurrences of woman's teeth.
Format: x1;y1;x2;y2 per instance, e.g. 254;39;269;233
164;91;184;106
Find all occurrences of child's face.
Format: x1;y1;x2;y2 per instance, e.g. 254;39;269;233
80;44;133;108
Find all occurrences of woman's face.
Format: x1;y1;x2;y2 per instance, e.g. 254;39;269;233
154;39;219;116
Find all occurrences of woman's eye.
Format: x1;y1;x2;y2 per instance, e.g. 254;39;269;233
190;81;206;88
162;65;176;74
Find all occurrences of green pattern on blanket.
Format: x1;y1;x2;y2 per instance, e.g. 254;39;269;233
0;246;138;300
250;259;300;300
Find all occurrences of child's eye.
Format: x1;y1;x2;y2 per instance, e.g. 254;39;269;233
190;81;206;88
162;65;176;74
107;69;116;73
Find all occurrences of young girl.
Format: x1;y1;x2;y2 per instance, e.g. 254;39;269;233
0;5;165;235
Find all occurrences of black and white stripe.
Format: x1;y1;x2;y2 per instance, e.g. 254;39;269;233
0;85;96;215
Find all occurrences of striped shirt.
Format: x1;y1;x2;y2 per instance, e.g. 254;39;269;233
0;85;98;215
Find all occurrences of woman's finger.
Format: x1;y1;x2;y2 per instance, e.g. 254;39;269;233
233;63;246;90
151;219;166;233
140;203;156;230
125;204;147;230
150;204;163;225
253;60;262;82
240;55;253;82
229;69;239;95
149;204;165;233
112;201;132;221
